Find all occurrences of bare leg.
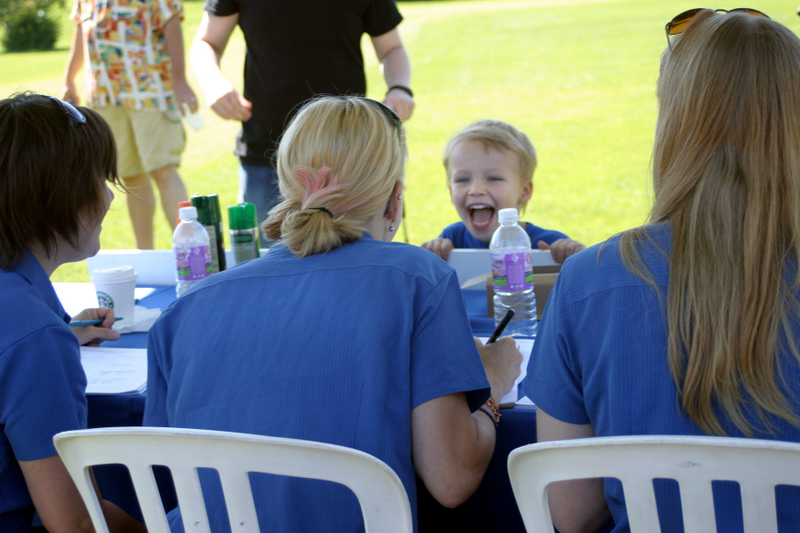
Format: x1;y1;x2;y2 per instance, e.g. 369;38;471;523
150;164;189;231
122;173;156;249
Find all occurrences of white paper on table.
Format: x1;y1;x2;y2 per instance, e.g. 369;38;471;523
113;305;161;333
80;346;147;395
53;282;155;317
478;337;533;406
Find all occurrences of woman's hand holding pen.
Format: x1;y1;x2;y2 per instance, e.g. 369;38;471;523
69;307;121;346
475;337;522;401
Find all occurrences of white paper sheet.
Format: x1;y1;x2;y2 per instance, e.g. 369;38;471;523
80;346;147;395
53;282;155;317
478;337;533;407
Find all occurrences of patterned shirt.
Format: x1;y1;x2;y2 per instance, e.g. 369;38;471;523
72;0;182;111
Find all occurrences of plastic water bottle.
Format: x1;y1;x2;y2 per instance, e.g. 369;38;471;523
173;206;212;297
489;208;537;337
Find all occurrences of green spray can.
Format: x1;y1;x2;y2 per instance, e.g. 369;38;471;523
191;194;226;273
228;202;261;265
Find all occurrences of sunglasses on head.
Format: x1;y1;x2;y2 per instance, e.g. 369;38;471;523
665;8;770;49
45;95;87;126
353;97;402;139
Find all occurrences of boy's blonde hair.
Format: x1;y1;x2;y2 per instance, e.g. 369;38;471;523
442;119;537;195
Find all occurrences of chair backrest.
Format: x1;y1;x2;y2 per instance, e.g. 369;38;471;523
54;427;413;533
507;435;800;533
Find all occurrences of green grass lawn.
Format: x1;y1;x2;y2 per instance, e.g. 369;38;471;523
2;0;798;282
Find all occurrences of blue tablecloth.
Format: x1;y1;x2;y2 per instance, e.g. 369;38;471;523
88;285;537;532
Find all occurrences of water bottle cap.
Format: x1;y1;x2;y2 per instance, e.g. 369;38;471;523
498;208;519;223
179;206;198;221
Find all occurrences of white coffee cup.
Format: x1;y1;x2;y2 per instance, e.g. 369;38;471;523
91;265;137;327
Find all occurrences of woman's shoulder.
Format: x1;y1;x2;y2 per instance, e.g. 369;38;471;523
555;224;671;301
360;236;455;275
198;235;457;288
0;263;68;350
567;223;670;266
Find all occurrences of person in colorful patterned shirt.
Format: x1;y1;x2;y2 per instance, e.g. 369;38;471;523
62;0;197;249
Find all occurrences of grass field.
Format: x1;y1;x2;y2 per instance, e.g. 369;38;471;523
2;0;798;282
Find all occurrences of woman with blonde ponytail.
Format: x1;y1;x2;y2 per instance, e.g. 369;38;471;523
525;10;800;533
144;96;522;531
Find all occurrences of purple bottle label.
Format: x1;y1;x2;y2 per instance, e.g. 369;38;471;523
175;244;212;281
491;251;533;290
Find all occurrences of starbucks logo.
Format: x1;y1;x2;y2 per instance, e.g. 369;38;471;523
96;291;114;309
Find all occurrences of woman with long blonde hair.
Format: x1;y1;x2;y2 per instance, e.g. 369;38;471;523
525;10;800;533
145;96;522;531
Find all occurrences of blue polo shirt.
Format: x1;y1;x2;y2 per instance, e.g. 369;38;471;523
526;223;800;532
0;252;88;532
440;221;568;248
145;233;491;532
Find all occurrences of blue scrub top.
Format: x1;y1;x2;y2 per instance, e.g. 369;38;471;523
0;252;88;533
526;223;800;532
440;221;568;248
145;233;491;532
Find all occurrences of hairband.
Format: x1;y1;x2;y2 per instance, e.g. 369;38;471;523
309;207;334;217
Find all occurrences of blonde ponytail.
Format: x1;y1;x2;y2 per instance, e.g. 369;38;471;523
263;97;406;258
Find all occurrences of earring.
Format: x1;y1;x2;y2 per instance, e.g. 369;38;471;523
398;194;402;200
389;225;396;233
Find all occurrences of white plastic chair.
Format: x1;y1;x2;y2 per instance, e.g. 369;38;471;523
507;435;800;533
54;427;413;533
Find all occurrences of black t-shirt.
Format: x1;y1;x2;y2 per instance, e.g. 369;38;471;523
204;0;403;165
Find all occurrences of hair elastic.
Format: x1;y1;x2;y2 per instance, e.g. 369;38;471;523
309;207;334;217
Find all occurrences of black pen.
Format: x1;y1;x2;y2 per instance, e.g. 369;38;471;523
487;310;514;344
68;317;123;327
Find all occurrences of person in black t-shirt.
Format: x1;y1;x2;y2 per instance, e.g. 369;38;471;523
190;0;415;225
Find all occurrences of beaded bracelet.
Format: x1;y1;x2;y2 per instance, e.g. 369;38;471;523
481;395;501;427
387;85;414;98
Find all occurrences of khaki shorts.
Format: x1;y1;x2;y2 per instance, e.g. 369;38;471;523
95;106;186;178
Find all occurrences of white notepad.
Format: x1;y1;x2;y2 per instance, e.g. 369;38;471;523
80;346;147;395
478;337;533;406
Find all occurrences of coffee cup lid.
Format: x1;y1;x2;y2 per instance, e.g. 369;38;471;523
91;265;137;281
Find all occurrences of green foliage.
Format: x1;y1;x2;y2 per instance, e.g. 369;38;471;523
1;0;62;52
0;0;796;282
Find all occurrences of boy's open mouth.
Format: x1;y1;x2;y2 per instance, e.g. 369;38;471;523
469;204;495;229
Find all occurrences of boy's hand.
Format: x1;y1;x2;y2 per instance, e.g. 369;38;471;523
421;238;454;261
537;239;586;264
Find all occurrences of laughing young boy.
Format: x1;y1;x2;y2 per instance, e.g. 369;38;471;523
422;120;585;264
